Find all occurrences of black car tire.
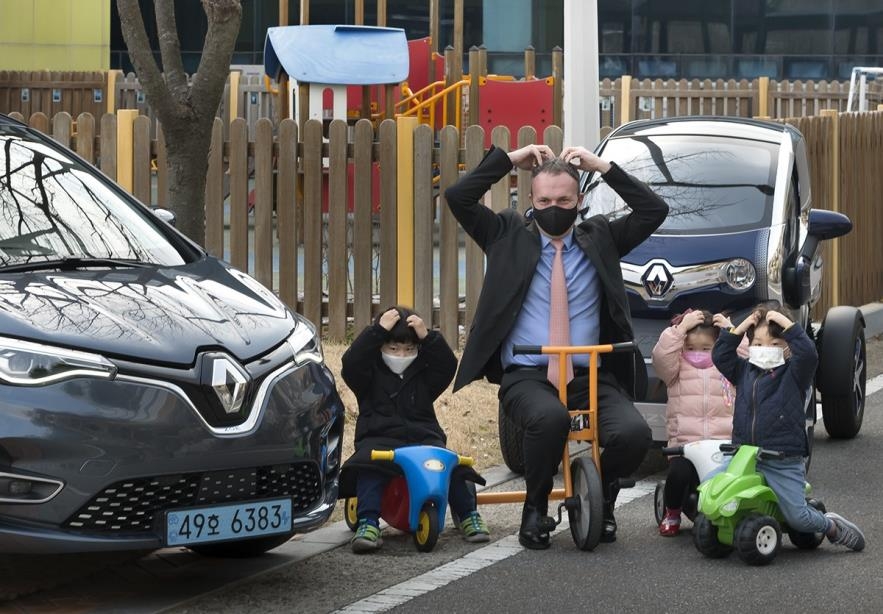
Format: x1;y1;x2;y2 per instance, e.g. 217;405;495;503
692;513;732;558
734;514;781;566
817;306;866;438
190;532;295;558
498;402;525;475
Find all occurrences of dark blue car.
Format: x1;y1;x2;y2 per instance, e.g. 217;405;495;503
0;114;344;556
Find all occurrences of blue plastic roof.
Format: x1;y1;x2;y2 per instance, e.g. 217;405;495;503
264;25;409;85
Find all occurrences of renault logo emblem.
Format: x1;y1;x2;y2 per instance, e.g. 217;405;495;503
210;357;248;414
642;263;673;297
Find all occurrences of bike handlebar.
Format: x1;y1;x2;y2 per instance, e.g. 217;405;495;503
512;341;638;355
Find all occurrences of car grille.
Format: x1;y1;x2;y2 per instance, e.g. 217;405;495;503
63;462;321;534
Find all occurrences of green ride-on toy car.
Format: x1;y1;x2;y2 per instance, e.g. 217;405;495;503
693;443;826;566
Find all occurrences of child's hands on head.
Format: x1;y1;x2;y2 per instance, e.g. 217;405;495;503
765;309;794;330
712;313;733;329
732;310;761;335
378;308;401;331
406;314;429;340
676;310;706;334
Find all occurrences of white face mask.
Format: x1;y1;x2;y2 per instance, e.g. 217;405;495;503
748;346;785;370
382;352;416;375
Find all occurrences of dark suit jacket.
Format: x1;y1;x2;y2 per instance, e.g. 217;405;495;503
444;146;669;398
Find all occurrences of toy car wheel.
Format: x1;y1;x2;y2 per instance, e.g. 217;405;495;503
498;402;525;475
568;456;604;551
345;497;359;532
788;498;827;549
692;513;733;558
414;501;440;553
653;481;665;526
734;513;782;566
190;532;295;558
817;306;867;439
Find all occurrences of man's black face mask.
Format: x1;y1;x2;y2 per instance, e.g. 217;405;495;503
532;205;579;237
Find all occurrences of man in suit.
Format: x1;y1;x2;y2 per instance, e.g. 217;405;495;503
445;143;668;549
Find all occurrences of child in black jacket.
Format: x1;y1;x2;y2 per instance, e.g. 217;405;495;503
339;306;489;553
712;306;865;552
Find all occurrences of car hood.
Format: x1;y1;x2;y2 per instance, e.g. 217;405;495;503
0;258;296;366
621;229;762;266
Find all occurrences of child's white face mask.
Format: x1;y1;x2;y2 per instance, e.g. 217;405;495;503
748;346;785;370
382;352;416;375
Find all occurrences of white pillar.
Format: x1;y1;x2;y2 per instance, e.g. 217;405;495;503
564;0;600;149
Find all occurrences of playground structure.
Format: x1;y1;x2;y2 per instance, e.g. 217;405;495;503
262;23;562;149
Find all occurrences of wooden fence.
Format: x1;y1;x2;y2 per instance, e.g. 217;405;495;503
4;69;883;133
8;109;883;346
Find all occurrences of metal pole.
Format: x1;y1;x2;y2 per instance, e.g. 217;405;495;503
564;0;600;148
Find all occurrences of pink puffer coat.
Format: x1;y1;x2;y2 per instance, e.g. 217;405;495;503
651;326;741;447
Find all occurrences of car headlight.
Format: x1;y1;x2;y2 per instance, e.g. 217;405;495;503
0;338;116;386
722;258;756;291
286;321;323;366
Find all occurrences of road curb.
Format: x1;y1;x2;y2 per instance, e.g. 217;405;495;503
860;301;883;338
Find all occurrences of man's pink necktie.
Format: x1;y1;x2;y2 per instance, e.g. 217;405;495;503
547;238;574;388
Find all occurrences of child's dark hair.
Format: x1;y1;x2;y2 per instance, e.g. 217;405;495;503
671;309;719;339
746;304;786;342
375;305;421;345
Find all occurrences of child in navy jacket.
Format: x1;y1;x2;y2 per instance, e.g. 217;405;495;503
712;306;865;551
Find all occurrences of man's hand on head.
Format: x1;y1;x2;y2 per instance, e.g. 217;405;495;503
560;146;611;174
508;144;555;170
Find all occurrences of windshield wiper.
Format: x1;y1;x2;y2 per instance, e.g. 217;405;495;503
0;257;152;274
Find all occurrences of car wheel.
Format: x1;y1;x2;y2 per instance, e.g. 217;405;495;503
498;402;525;475
817;307;866;438
734;513;781;566
788;498;827;549
190;532;295;558
568;457;604;551
692;513;732;559
804;384;816;474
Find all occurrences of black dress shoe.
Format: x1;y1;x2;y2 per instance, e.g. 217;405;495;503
519;504;551;550
601;501;617;543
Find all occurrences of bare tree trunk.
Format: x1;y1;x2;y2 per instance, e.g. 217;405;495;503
116;0;241;246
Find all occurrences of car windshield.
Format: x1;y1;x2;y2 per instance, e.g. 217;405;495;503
581;134;778;235
0;126;186;269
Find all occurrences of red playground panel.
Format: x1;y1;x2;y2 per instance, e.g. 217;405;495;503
322;161;382;214
478;77;555;148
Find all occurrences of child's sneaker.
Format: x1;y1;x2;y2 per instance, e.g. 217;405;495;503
659;508;681;537
458;511;490;543
351;519;383;553
825;512;866;551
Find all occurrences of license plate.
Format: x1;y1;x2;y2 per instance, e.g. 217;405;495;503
166;498;292;546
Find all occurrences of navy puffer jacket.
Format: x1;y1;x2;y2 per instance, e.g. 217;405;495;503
712;324;817;457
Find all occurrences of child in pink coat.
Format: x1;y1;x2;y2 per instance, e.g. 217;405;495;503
651;309;739;536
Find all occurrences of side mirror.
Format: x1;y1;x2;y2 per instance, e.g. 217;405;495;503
151;207;176;227
808;209;851;240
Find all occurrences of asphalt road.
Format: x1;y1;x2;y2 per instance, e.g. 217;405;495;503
4;329;883;613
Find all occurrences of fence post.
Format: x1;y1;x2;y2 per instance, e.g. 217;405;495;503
757;76;769;118
396;115;418;306
620;75;632;124
821;109;841;306
552;46;563;129
106;70;120;114
468;46;480;127
228;70;240;125
524;45;535;80
116;109;137;192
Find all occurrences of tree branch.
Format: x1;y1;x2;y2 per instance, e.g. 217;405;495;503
154;0;188;98
190;0;241;117
116;0;174;118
